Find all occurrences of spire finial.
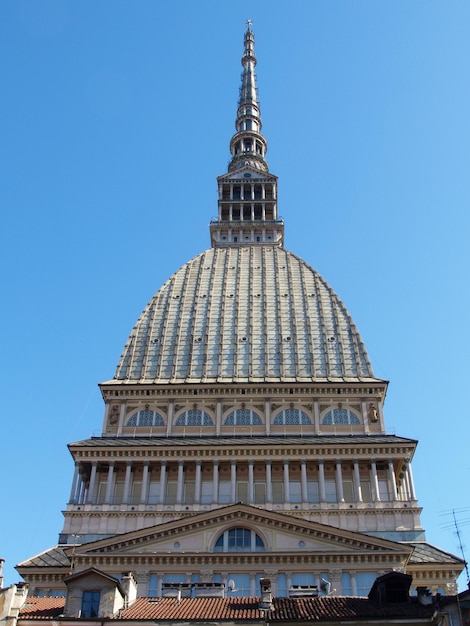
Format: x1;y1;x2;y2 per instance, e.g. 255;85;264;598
210;25;284;249
225;22;267;174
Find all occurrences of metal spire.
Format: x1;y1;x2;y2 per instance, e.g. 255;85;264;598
228;21;268;173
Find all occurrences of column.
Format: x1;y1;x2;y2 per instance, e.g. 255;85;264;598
335;460;344;502
117;403;127;436
69;462;80;503
176;461;184;504
195;460;202;504
265;399;271;435
406;459;417;501
370;459;381;502
230;460;237;503
212;460;219;503
166;401;174;436
286;572;292;594
140;462;150;504
78;480;86;505
313;400;320;433
353;460;363;502
283;459;290;503
318;460;326;502
248;460;254;504
300;459;308;503
123;461;133;504
105;462;115;504
361;400;370;434
159;461;167;504
216;400;222;436
265;459;273;504
250;573;257;596
87;462;98;504
388;460;398;501
351;571;358;596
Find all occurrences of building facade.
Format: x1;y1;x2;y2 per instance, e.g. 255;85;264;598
16;23;463;599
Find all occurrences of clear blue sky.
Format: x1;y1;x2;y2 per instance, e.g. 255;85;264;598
1;1;469;590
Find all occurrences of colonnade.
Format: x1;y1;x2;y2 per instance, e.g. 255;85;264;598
69;457;417;506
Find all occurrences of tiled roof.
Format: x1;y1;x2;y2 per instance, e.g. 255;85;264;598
19;597;65;619
112;247;380;384
16;546;70;569
69;434;417;448
19;596;435;622
407;542;464;565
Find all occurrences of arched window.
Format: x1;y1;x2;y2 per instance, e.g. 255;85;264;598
322;409;360;425
224;409;262;426
126;410;165;427
214;528;265;552
273;409;312;425
175;409;213;426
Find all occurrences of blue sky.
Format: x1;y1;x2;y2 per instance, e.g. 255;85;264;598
1;1;470;589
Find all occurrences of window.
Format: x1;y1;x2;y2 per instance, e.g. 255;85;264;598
175;409;213;426
292;573;315;586
126;409;165;427
224;409;262;425
214;528;265;552
321;409;360;425
273;409;312;425
81;591;100;618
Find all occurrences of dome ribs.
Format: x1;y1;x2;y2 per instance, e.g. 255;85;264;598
235;247;251;380
219;248;238;379
311;272;329;378
203;250;223;380
296;257;315;379
140;294;160;380
114;248;379;384
265;247;281;379
318;277;343;378
281;251;297;379
251;247;265;379
148;282;173;380
169;261;195;381
188;251;212;380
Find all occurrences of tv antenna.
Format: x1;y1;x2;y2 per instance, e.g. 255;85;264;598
440;508;470;588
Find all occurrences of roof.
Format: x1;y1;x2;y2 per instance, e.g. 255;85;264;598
16;546;70;569
19;596;65;619
18;596;437;622
112;247;381;385
68;434;416;449
407;542;465;565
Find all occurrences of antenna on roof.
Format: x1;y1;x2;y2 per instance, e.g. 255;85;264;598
440;507;470;588
453;509;470;588
227;579;237;592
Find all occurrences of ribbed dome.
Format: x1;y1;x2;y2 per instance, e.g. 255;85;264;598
114;247;378;384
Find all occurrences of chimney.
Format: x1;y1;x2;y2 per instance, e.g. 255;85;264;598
259;578;273;610
0;558;4;589
416;587;433;605
120;572;138;607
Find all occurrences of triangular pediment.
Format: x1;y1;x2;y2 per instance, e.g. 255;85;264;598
66;504;412;561
218;167;277;182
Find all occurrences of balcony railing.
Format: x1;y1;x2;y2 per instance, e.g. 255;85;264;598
210;218;284;226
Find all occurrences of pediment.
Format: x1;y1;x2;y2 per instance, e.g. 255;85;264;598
67;505;411;560
218;168;276;182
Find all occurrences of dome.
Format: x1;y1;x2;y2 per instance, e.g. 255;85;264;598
114;246;378;384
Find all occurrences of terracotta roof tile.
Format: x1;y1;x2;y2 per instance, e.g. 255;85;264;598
19;597;65;619
19;596;436;622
